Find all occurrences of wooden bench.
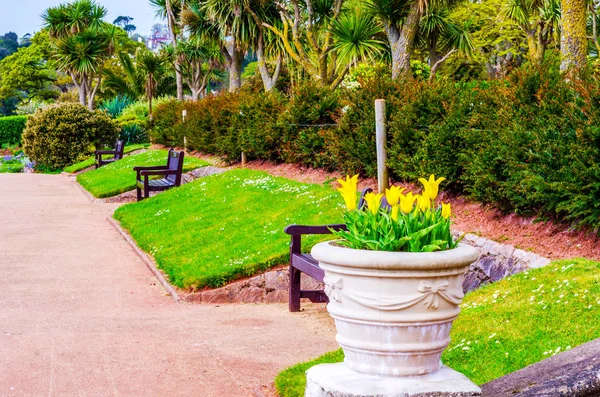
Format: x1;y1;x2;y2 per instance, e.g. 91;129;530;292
134;149;185;201
95;140;124;169
284;188;374;312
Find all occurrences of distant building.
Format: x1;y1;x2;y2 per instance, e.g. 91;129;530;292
148;24;171;51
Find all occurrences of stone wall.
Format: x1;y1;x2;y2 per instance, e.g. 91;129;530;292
460;232;550;292
183;233;551;304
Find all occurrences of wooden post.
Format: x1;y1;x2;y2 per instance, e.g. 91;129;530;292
375;99;389;192
241;152;247;167
182;110;188;151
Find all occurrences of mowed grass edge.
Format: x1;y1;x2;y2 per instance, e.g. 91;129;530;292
113;168;344;290
274;258;600;397
77;149;207;198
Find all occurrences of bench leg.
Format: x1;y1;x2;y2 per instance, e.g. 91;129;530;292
143;184;150;201
289;265;301;312
136;186;142;202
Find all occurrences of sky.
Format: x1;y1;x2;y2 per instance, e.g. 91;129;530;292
1;0;162;37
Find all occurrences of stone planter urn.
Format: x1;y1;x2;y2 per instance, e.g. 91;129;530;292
306;241;482;397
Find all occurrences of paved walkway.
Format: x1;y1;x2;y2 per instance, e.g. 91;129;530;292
0;174;337;396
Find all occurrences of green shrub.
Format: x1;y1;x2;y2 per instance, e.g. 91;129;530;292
149;64;600;231
22;103;119;171
232;91;287;161
149;99;186;147
116;97;173;145
0;115;27;146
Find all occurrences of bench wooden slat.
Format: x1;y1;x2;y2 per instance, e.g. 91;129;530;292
291;254;324;282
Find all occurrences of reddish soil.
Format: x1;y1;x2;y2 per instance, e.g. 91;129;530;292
242;159;600;261
152;145;600;261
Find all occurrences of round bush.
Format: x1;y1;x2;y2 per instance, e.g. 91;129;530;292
22;103;119;170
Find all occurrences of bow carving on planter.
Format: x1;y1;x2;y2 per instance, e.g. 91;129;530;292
322;277;463;311
417;280;462;309
324;276;344;303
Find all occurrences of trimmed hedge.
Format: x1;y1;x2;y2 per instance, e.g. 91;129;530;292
150;60;600;231
0;115;27;146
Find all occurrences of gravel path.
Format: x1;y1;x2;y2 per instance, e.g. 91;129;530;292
0;173;337;396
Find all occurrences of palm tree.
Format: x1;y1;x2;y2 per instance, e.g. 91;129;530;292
42;0;116;109
102;52;146;99
261;0;385;88
184;0;252;92
137;49;167;118
502;0;560;64
367;0;425;79
418;5;474;81
242;0;285;91
165;37;224;100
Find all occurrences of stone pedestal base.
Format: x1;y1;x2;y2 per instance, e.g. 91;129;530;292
305;363;481;397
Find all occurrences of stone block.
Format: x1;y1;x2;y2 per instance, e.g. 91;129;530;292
265;270;289;291
237;286;266;303
306;363;481;397
265;289;288;304
202;289;234;304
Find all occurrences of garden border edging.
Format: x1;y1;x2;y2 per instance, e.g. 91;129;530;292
107;216;180;302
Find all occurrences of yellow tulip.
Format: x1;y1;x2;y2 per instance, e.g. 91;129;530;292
364;192;383;215
399;192;417;214
418;174;446;201
442;203;452;219
337;175;359;211
385;185;405;207
391;205;399;221
417;194;431;212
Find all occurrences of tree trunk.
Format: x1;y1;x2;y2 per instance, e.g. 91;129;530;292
176;66;184;100
560;0;587;71
229;47;244;92
526;30;539;63
257;34;282;92
392;1;422;79
79;85;86;107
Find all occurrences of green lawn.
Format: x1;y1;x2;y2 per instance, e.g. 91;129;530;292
64;144;150;173
275;258;600;397
0;160;24;173
77;149;207;198
113;168;344;290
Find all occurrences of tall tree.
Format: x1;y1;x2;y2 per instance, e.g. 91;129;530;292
502;0;560;64
183;0;248;91
263;0;383;88
368;0;425;78
0;42;58;103
137;49;167;118
419;5;474;81
42;0;119;109
167;38;224;100
561;0;587;70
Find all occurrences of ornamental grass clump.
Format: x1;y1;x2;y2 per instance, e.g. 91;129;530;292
333;174;457;252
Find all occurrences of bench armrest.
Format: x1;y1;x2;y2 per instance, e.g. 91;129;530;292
95;150;117;156
133;165;168;172
284;224;347;235
140;169;177;177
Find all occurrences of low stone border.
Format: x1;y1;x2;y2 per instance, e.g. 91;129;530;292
105;224;553;305
458;232;551;292
481;338;600;396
